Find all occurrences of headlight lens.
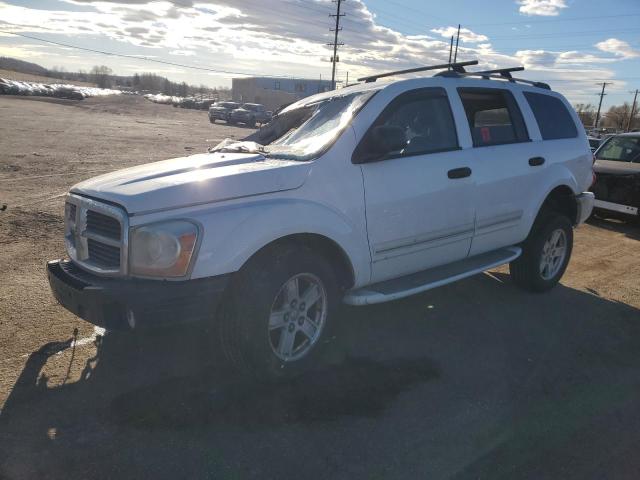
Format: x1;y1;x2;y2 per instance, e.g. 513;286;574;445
129;220;198;277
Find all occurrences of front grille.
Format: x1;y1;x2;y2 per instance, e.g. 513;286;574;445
88;239;121;268
66;194;127;275
86;210;121;240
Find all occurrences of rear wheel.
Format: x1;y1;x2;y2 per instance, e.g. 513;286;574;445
209;117;216;124
510;213;573;292
217;244;339;378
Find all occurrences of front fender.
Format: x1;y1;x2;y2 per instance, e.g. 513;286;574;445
189;198;371;287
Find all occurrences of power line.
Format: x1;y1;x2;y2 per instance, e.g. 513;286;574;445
468;12;640;27
0;29;297;79
328;0;345;90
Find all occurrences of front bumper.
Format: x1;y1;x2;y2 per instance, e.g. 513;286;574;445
575;191;595;225
209;111;228;120
47;259;230;330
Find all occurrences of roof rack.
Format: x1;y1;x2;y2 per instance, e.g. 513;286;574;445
357;60;478;83
466;66;524;79
436;67;551;90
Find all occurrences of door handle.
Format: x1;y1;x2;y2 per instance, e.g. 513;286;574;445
529;156;545;166
448;167;472;179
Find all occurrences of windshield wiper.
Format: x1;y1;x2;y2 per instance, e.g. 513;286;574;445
208;139;268;156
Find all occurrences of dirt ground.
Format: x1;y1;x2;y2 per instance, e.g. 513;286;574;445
0;94;639;480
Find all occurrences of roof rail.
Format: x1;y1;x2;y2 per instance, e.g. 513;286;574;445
357;60;478;83
437;68;551;90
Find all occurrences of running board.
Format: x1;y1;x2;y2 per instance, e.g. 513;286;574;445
343;247;522;305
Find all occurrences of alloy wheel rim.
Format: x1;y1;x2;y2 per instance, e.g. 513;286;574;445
268;273;328;362
539;228;567;280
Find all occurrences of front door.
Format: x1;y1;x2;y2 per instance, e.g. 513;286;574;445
358;87;476;283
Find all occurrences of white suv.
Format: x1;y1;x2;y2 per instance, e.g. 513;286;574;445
48;62;594;377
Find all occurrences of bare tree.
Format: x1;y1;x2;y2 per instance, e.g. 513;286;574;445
90;65;113;88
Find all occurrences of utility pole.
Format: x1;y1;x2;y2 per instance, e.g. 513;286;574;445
626;89;638;132
328;0;345;90
594;82;612;130
453;24;461;63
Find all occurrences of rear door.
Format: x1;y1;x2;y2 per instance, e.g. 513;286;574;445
455;87;543;256
356;87;476;283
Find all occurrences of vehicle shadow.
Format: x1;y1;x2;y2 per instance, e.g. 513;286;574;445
587;215;640;241
1;273;640;479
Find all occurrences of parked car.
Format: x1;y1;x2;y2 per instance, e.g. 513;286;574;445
195;98;217;111
591;132;640;220
208;101;240;123
587;136;601;153
47;62;594;378
228;103;272;127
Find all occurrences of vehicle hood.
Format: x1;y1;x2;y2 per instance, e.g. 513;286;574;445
71;152;311;215
594;160;640;175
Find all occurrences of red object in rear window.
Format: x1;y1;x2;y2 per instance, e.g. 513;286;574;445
480;127;491;143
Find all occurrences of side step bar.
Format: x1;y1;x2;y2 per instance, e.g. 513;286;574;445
343;247;522;306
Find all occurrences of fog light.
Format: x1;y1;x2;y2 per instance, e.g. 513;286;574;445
126;309;136;329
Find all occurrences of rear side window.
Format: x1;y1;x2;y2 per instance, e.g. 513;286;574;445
458;88;529;147
524;92;577;140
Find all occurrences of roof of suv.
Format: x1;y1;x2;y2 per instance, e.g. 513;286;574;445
280;67;559;115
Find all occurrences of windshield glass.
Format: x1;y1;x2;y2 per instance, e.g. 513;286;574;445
242;104;259;111
249;90;376;161
596;136;640;162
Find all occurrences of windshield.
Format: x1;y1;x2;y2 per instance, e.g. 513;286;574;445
242;104;259;111
596;136;640;162
247;90;376;161
217;102;238;109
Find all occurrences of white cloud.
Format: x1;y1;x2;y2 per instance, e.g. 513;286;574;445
0;0;624;100
517;0;567;16
515;49;558;68
595;38;639;59
431;26;488;43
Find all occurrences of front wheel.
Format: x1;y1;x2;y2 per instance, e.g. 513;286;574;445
217;244;339;378
510;213;573;292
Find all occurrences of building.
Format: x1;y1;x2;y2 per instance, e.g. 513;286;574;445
232;77;333;112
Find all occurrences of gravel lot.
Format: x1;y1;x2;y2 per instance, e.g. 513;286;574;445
1;95;639;480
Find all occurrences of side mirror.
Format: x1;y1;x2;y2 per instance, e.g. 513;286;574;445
352;125;407;164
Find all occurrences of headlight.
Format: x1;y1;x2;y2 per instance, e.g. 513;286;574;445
129;220;199;278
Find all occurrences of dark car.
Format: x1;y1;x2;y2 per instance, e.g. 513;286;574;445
587;136;601;153
591;133;640;220
208;101;240;123
228;103;272;127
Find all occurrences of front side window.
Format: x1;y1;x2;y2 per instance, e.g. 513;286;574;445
458;88;529;147
524;92;578;140
596;136;640;163
353;88;459;162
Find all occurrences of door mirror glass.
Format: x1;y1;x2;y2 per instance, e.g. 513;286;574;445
355;125;407;163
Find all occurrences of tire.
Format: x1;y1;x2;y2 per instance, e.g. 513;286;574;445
509;212;573;292
217;244;340;379
247;117;256;128
209;117;216;124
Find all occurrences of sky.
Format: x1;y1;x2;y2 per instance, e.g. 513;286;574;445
0;0;639;107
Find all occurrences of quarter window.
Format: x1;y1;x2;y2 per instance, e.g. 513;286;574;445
458;88;529;147
524;92;578;140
